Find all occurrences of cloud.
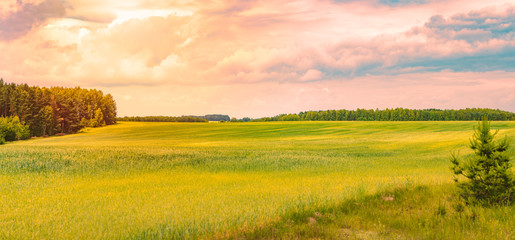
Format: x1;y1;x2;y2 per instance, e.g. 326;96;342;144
379;0;428;6
299;69;324;82
249;4;515;80
0;0;67;41
423;7;515;42
332;0;428;5
3;0;515;87
1;0;515;116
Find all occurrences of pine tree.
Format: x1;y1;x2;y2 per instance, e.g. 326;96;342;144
40;105;54;136
451;117;515;205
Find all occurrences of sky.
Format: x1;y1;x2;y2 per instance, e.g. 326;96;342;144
0;0;514;118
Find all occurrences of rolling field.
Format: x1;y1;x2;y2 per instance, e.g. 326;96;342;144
0;121;514;239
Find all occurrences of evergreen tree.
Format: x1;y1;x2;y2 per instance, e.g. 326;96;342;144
39;106;54;136
0;80;117;138
451;117;515;205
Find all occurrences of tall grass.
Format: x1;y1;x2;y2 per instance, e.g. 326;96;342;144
0;121;513;239
233;184;515;239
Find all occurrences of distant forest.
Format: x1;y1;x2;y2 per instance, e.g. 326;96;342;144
0;79;117;143
118;114;230;122
119;108;515;124
117;116;208;122
254;108;515;122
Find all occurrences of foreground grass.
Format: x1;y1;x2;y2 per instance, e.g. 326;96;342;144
0;121;514;239
228;184;514;239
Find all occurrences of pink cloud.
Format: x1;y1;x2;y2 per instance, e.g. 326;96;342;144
299;69;323;82
0;0;66;41
5;0;513;86
1;0;514;117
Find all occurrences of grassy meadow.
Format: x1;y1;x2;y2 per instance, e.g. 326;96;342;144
0;121;514;239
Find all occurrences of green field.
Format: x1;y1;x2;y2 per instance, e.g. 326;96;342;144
1;121;514;239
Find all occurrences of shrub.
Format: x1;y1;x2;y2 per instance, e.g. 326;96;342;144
0;116;30;143
0;133;5;145
450;117;515;205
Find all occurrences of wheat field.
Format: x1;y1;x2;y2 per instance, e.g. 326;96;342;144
1;121;514;239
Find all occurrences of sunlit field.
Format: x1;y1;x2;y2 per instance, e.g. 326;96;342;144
1;121;514;239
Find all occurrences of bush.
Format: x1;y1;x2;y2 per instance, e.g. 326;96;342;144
0;116;30;143
451;117;515;205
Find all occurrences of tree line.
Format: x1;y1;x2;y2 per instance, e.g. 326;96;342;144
201;114;231;122
0;79;117;143
189;114;230;122
117;116;208;122
253;108;515;122
117;114;231;122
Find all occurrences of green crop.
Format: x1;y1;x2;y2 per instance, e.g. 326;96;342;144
0;121;513;239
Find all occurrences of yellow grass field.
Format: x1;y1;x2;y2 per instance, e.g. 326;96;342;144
0;121;514;239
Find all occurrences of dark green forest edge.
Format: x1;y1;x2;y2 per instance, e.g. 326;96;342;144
117;116;208;122
256;108;515;122
0;79;116;144
117;114;231;122
120;109;515;123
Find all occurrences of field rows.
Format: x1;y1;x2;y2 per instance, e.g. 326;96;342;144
1;121;514;239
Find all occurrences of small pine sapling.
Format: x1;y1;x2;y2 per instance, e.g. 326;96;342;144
450;117;514;206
